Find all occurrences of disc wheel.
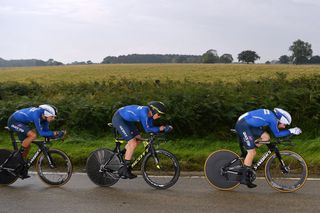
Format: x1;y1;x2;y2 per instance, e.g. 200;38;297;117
204;149;243;191
86;148;121;187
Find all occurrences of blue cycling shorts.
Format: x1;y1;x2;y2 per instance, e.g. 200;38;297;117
235;118;264;150
112;111;139;142
7;115;31;141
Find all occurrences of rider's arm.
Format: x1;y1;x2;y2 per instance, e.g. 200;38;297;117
42;121;50;131
269;120;291;138
140;110;161;133
33;113;55;137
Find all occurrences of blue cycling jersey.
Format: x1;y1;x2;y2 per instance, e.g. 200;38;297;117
118;105;160;133
11;107;54;137
240;109;291;138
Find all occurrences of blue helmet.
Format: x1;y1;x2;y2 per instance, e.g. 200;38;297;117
274;108;291;125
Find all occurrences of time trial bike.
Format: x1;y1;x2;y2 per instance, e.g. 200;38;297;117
86;123;180;189
204;129;308;192
0;127;73;186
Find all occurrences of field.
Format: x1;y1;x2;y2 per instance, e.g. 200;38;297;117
1;63;320;171
1;64;320;83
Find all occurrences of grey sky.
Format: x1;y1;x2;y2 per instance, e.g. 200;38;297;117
0;0;319;63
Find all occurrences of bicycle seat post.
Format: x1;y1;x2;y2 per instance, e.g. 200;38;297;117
5;127;18;151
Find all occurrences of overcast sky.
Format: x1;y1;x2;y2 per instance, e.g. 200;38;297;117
0;0;319;63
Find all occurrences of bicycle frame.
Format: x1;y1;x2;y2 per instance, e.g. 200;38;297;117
0;141;54;173
102;134;160;171
225;142;289;175
1;127;57;175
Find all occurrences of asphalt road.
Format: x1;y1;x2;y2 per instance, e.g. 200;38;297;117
0;174;320;213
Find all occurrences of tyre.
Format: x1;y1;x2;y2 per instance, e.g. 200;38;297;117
86;148;121;187
265;151;308;192
204;149;243;190
0;149;19;186
141;149;180;189
36;149;73;186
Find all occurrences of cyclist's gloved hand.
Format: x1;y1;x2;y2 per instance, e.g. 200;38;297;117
56;130;66;139
289;127;302;135
164;125;173;133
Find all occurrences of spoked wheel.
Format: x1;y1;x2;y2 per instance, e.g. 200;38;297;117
265;151;308;192
204;149;243;191
141;149;180;189
37;149;73;186
0;149;19;186
86;148;121;187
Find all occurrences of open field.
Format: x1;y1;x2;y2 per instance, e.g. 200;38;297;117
1;64;320;83
1;64;320;172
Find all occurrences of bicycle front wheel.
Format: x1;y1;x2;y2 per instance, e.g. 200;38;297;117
86;148;121;187
36;149;73;186
0;149;18;186
265;151;308;192
141;149;180;189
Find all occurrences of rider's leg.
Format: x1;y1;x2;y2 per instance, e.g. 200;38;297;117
20;130;37;159
124;137;140;161
14;130;36;179
254;132;270;145
244;149;256;167
235;119;259;188
118;137;139;179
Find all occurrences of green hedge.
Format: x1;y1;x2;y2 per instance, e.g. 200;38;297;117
1;73;319;138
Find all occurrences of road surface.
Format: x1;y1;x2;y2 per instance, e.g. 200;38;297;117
0;174;319;213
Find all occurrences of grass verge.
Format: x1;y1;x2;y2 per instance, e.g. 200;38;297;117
0;133;319;173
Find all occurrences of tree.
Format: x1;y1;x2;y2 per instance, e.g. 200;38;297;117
289;39;313;64
237;50;260;64
46;59;63;66
219;54;233;64
309;55;320;64
202;49;219;63
279;55;290;64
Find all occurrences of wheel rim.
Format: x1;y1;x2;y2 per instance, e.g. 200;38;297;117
142;150;180;189
37;150;72;186
265;151;308;192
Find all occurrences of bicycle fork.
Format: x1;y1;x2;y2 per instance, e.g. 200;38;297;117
275;149;289;174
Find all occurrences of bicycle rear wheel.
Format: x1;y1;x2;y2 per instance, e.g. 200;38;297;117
36;149;73;186
86;148;121;187
204;149;242;190
265;151;308;192
0;149;18;186
141;149;180;189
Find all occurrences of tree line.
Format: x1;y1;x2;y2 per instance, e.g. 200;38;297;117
0;58;63;67
1;39;319;67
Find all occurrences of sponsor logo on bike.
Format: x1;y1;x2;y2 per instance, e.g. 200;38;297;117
254;150;272;170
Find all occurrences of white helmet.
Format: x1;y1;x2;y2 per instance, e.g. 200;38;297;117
274;108;291;125
39;104;58;117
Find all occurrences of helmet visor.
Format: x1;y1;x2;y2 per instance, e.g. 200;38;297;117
279;116;290;125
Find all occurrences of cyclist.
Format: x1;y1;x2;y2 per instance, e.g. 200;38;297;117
112;101;173;179
235;108;302;188
7;104;65;179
